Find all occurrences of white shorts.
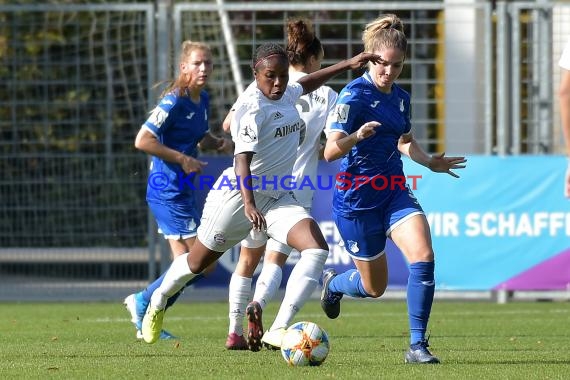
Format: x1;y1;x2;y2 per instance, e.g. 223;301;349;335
198;186;312;253
240;206;312;255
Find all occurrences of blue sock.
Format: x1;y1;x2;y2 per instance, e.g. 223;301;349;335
407;261;435;346
165;273;204;309
329;269;372;298
139;272;166;310
139;271;204;311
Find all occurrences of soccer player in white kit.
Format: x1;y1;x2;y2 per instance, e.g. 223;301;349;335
224;18;339;351
140;43;380;344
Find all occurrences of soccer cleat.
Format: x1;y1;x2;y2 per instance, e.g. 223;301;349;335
225;333;248;350
157;329;177;340
320;269;343;319
123;293;176;340
137;324;177;340
405;339;440;364
123;293;146;337
261;328;286;350
246;301;264;352
141;304;165;344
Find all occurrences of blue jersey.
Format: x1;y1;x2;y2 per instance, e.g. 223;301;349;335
143;90;209;202
328;72;412;216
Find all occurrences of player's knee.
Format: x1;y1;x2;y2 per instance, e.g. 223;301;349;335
409;249;435;264
235;259;259;277
188;255;213;274
363;281;387;298
366;288;386;299
188;261;205;274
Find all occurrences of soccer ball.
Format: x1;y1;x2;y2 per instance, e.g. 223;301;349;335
280;321;330;366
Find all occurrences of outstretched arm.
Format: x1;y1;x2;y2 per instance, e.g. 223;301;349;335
398;132;466;178
297;52;381;95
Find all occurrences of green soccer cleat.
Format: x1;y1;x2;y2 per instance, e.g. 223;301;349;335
141;304;165;344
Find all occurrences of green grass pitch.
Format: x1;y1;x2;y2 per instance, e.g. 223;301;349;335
1;299;570;379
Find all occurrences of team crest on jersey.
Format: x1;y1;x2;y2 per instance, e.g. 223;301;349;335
186;218;196;232
399;98;405;112
347;240;359;253
333;104;350;123
213;232;226;245
239;124;257;143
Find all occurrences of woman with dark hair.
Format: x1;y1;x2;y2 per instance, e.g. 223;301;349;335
224;17;340;351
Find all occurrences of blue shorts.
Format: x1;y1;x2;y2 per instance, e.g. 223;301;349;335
148;200;200;240
333;187;423;261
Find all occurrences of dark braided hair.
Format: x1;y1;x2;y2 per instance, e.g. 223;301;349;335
252;43;288;71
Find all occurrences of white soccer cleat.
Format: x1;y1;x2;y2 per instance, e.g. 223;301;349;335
261;328;286;350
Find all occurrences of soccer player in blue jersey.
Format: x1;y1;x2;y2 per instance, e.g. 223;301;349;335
320;14;466;364
123;40;232;340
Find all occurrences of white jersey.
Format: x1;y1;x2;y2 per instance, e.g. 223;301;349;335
289;71;338;208
230;81;304;198
560;37;570;70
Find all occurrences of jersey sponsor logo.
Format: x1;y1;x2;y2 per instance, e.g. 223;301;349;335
239;124;257;143
308;92;326;104
370;100;380;108
333;104;350;123
186;112;195;120
148;106;168;128
274;121;301;138
273;111;284;120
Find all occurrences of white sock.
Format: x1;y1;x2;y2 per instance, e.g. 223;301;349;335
253;263;282;309
151;252;197;309
228;274;252;335
269;249;328;331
